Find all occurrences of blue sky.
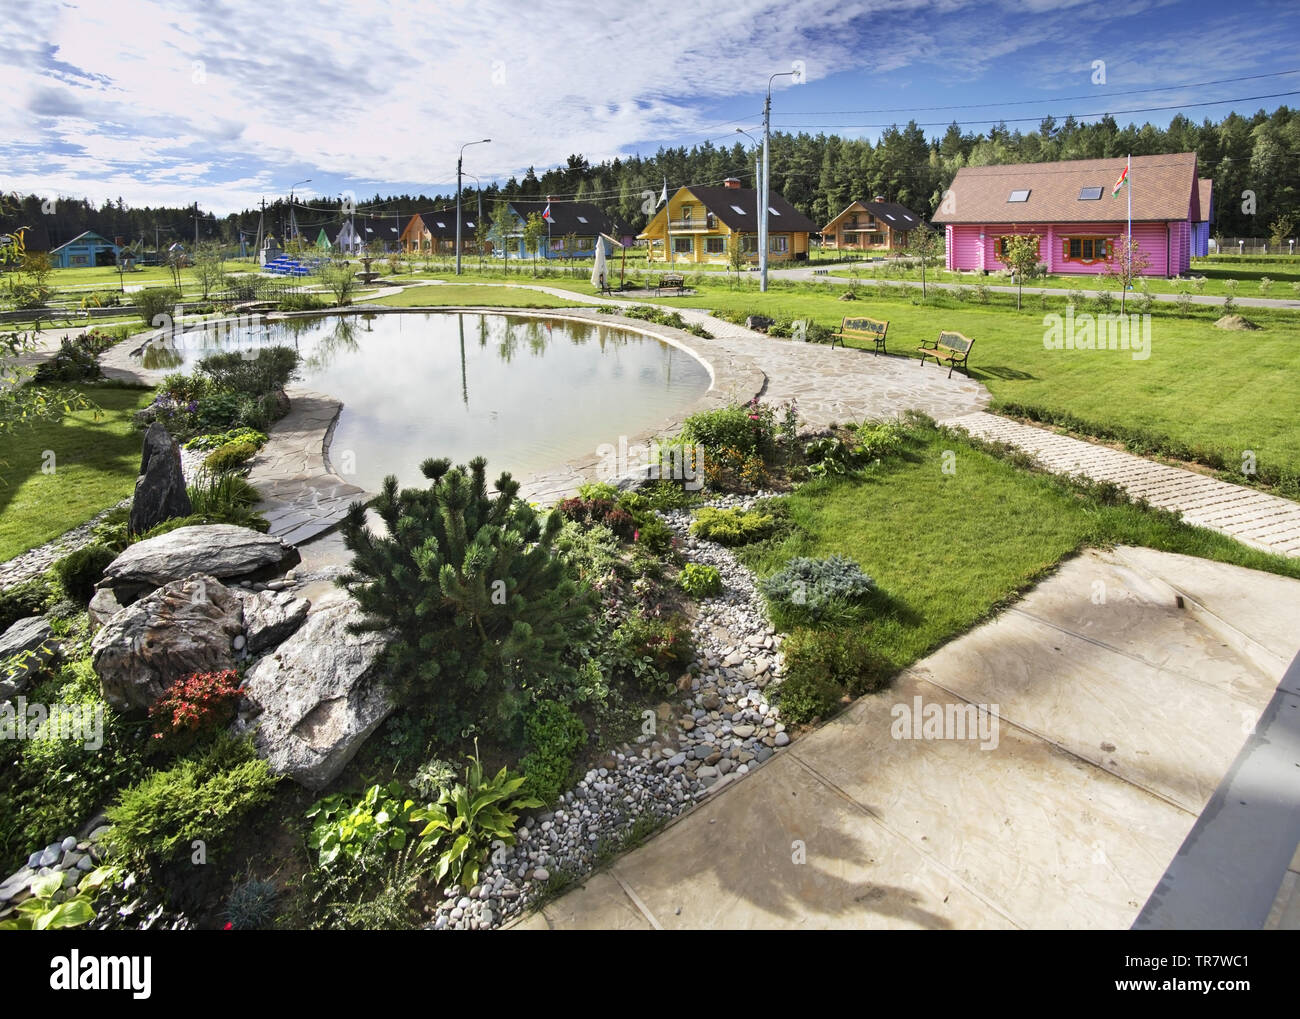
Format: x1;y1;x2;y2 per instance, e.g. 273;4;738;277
5;0;1299;213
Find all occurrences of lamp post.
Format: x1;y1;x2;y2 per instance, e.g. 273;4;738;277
457;139;491;275
736;128;761;268
761;72;795;292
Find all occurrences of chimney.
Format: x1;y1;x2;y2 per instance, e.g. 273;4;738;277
723;177;742;189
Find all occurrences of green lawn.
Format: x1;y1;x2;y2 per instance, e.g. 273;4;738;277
370;284;589;308
0;384;155;562
47;262;264;289
740;421;1300;678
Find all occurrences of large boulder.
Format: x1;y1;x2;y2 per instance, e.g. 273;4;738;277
243;595;393;789
102;524;297;598
91;573;243;715
128;422;192;536
0;617;61;701
232;588;310;655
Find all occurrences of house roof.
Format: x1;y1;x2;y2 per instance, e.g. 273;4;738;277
677;185;818;234
348;216;403;241
823;199;924;234
49;229;117;253
932;152;1201;224
508;200;624;237
1196;178;1213;224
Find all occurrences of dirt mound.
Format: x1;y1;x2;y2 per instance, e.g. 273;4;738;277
1213;314;1260;331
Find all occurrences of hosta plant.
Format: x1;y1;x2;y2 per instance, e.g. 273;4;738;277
0;865;119;931
413;749;542;890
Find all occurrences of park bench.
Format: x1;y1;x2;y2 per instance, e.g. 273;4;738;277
916;330;975;378
813;268;828;276
655;273;686;296
829;315;889;354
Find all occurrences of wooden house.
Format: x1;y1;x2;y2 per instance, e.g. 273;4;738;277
821;198;923;251
932;152;1204;278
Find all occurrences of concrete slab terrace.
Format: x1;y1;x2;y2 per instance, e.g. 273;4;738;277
510;546;1300;930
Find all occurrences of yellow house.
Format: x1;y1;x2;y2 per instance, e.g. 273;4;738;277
638;179;816;265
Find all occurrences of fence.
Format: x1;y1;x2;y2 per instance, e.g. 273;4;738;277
1209;237;1300;257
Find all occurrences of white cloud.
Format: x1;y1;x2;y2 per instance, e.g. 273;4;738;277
3;0;1296;213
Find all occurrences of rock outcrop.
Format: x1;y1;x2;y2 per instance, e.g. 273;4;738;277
101;524;297;600
128;422;192;536
243;594;392;789
91;573;243;715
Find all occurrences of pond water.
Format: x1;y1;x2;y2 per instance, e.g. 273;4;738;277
142;311;711;492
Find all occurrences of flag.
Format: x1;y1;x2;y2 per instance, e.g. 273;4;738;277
542;198;553;223
1111;164;1129;197
658;178;668;207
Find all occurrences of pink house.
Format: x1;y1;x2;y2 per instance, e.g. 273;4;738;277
932;152;1204;278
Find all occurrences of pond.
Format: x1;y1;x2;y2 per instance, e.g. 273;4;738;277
141;311;711;492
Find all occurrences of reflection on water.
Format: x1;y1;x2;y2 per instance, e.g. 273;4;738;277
141;311;710;491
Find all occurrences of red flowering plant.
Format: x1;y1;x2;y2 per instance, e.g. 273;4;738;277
149;669;246;752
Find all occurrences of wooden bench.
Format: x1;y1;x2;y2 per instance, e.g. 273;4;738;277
829;316;889;354
655;273;686;296
917;330;975;378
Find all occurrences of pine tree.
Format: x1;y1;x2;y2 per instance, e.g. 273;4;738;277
337;456;595;740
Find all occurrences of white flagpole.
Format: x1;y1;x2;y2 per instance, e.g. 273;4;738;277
1126;154;1132;252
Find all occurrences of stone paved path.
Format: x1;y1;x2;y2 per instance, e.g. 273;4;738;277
942;411;1300;558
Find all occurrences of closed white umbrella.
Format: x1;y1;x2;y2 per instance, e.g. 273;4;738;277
590;236;608;291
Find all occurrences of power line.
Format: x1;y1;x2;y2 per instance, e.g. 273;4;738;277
773;91;1300;131
771;68;1300;117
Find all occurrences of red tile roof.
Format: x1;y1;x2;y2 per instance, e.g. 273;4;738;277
933;152;1200;225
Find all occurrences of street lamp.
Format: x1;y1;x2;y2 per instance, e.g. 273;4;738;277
457;140;491;275
761;72;794;292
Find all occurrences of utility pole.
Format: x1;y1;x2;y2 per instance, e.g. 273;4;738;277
194;201;199;247
762;70;795;292
457;138;491;275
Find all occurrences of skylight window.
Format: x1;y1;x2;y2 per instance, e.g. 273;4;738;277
577;215;588;224
1007;190;1031;203
466;220;474;228
768;206;781;215
435;221;446;228
730;204;746;215
884;213;896;221
1078;186;1103;200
